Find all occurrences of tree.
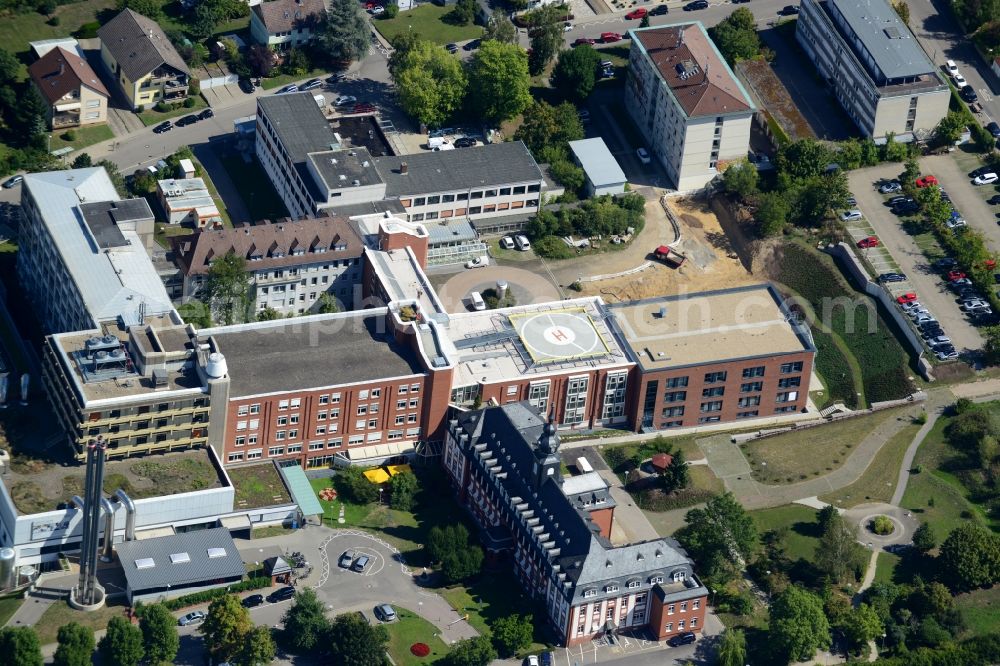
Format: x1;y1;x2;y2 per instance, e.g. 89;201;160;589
200;595;252;661
708;7;760;64
206;253;253;325
769;586;831;662
427;523;484;582
247;44;276;77
389;470;418;511
776;139;832;179
316;0;370;65
662;449;689;492
717;628;746;666
527;5;564;75
675;492;758;581
547;158;586;192
842;603;884;652
859;138;880;166
816;504;838;534
98;159;128;197
441;541;484;582
514;100;584;155
317;292;340;313
71;153;93;169
0;48;20;85
256;306;281;321
335;465;379;504
117;0;164;20
443;636;497;666
932;111;967;146
98;616;144;666
552;46;600;102
491;614;532;657
815;511;867;583
722;159;758;198
639;14;650;28
938;522;1000;591
469;41;532;124
235;626;275;666
0;627;42;666
448;0;476;25
139;604;179;666
326;612;389;666
483;10;517;43
893;0;910;24
392;39;468;127
282;48;309;76
755;190;789;237
281;588;329;653
882;133;908;161
53;623;95;666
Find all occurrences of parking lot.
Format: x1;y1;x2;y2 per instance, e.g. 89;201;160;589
921;153;1000;252
846;163;984;353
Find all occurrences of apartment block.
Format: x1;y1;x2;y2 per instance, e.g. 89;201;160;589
444;403;708;646
625;23;755;191
171;215;364;315
796;0;949;139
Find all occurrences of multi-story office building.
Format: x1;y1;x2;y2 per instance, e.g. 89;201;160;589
17;168;174;334
796;0;949;139
625;23;755;191
171;215;365;315
444;403;708;646
254;94;558;224
607;284;815;431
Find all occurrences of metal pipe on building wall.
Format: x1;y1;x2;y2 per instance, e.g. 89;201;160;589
100;498;116;561
76;444;96;598
115;489;136;542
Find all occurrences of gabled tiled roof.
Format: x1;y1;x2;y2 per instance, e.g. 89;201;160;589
171;215;363;276
98;9;190;81
252;0;326;35
29;47;109;104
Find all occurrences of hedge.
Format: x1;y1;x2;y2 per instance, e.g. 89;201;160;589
162;576;271;610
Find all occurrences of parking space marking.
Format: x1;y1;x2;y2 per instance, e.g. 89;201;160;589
314;529;410;589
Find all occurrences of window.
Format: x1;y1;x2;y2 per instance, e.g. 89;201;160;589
317;411;327;421
680;602;688;611
329;438;343;448
602;372;628;420
742;366;765;378
470;190;483;199
775;405;797;413
564;376;589;425
318;395;330;405
665;376;688;388
776;391;798;403
332;393;341;403
290;414;299;425
399;385;408;395
778;376;801;388
309;441;324;451
678;620;685;630
699;416;721;423
413;197;426;206
236;420;247;431
442;194;455;203
606;584;619;593
268;446;284;456
357;405;367;416
667;604;675;615
247;449;262;460
355;420;366;430
741;381;763;393
397;400;407;410
627;580;641;589
661;406;684;418
279;400;289;410
704;371;727;384
693;600;700;610
583;589;596;598
372;388;381;398
368;419;378;429
738;396;760;407
513;185;526;195
738;410;759;418
248;435;257;445
606;608;614;620
700;401;722;413
249;404;260;414
330;409;339;419
235;436;245;447
426;195;440;205
227;452;243;462
528;381;550;413
690;617;697;628
277;416;288;426
665;622;673;632
780;361;804;374
664;391;686;403
249;419;259;430
275;431;286;441
407;413;417;423
287;443;302;454
408;398;418;408
395;415;405;425
411;384;419;392
237;405;249;416
315;426;326;435
702;387;724;398
468;206;481;215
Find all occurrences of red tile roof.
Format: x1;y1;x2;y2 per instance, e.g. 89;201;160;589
28;47;109;104
252;0;326;35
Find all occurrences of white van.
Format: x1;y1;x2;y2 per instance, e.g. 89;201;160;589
469;291;486;311
514;234;531;251
428;136;448;149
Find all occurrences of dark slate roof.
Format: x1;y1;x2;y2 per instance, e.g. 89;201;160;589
309;147;383;191
257;94;340;202
79;199;154;250
28;47;109;104
115;527;245;593
202;311;425;397
97;9;190;81
373;142;545;197
825;0;935;81
252;0;326;35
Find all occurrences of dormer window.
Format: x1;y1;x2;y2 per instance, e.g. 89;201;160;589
312;245;326;253
649;575;663;584
671;570;686;582
605;584;619;593
583;589;596;598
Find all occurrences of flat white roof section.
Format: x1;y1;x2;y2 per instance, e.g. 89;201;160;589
569;138;627;189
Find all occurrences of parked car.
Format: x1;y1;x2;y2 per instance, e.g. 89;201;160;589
650;3;669;14
572;37;596;47
153;121;172;134
945;60;959;77
2;175;22;188
960;85;978;103
267;586;295;603
778;5;800;14
514;234;532;251
684;0;708;9
601;32;622;42
893;201;920;214
878;273;907;283
445;43;459;53
373;604;397;622
878;180;902;193
625;7;647;19
974;172;999;186
465;256;489;269
563;22;573;32
935;257;959;269
524;657;540;666
463;39;481;51
351;555;371;572
179;611;206;626
454;136;477;148
841;209;863;221
950;278;973;288
901;301;923;311
176;114;199;127
540;652;553;666
896;292;918;304
857;236;880;248
886;196;912;206
238;78;255;94
947;270;967;281
199;108;214;120
928;336;952;347
339;550;356;568
578;109;591;122
499;236;515;250
242;594;264;608
469;291;486;311
301;78;323;91
953;72;967;87
915;175;939;188
371;5;384;13
988;195;1000;205
277;84;299;94
962;300;991;311
636;147;651;164
668;632;698;647
334;95;357;106
987;121;1000;138
937;349;959;360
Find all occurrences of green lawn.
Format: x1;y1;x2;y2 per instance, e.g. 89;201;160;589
260;68;328;90
955;585;1000;637
0;0;117;69
750;504;821;562
375;5;483;45
48;124;115;155
217;153;289;222
0;594;23;626
385;607;451;666
819;421;921;508
35;600;127;646
137;96;208;126
873;551;901;586
440;570;551;656
742;407;910;485
229;463;292;510
154;222;191;249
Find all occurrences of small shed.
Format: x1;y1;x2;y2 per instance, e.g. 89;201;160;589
569;138;627;197
178;158;196;178
651;453;673;474
263;555;292;585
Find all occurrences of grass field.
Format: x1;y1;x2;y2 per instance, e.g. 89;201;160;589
229;463;292;509
154;222;191;249
820;421;921;508
375;5;483;45
48;124;114;155
385;607;451;665
742;407;909;485
0;594;22;626
35;600;127;645
137;96;208;126
0;0;117;68
260;68;328;90
955;585;1000;637
750;504;821;562
217;153;289;222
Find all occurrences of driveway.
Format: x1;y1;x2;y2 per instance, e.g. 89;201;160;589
847;162;984;352
432;265;561;313
922;153;1000;252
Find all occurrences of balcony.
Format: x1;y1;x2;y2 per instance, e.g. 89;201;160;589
52;111;81;129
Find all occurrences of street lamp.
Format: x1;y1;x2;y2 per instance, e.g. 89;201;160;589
378;487;384;505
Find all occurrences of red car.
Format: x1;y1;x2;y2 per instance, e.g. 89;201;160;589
947;270;966;281
601;32;622;42
625;8;647;19
896;293;918;304
857;236;879;248
915;175;939;188
986;259;997;270
572;37;596;47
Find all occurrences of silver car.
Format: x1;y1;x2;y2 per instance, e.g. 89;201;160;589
374;603;396;622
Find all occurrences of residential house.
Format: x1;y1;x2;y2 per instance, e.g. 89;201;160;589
250;0;326;51
98;9;191;111
157;178;222;228
28;47;109;130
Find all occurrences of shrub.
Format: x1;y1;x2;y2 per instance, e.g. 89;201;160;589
382;3;399;18
74;21;100;39
47;15;59;25
154;102;170;113
60;130;76;142
162;577;270;610
183;97;196;108
532;235;575;259
870;515;894;535
188;79;201;96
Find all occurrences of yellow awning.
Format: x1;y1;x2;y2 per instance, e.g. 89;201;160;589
363;468;391;484
386;464;412;476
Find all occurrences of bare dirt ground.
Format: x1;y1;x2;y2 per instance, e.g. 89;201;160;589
575;197;758;303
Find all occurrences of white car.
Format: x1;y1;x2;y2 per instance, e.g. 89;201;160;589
636;147;651;164
840;210;863;221
953;72;967;87
961;300;990;311
945;60;959;77
499;236;515;250
563;22;573;31
878;181;902;193
514;234;531;251
465;255;489;269
371;5;384;13
525;657;540;666
973;172;999;186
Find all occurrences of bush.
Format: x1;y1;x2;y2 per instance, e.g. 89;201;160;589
532;235;575;259
60;129;76;142
154;101;170;112
382;2;399;18
871;515;894;535
162;577;271;610
188;79;201;96
74;21;100;39
47;15;59;25
183;97;196;108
